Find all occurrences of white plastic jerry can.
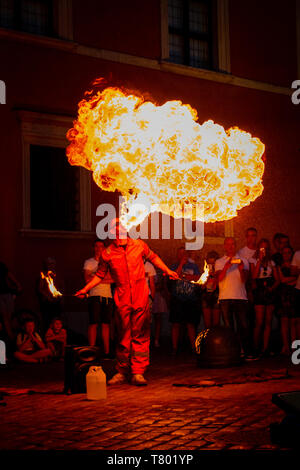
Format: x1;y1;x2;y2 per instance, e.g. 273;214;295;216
86;366;107;400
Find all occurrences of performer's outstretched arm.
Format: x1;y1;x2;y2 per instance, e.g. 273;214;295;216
141;242;179;280
75;258;108;297
149;253;179;280
75;275;103;298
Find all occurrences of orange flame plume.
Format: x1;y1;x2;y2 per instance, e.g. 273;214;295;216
41;271;62;298
66;85;265;229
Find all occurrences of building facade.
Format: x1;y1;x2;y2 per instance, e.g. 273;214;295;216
0;0;299;312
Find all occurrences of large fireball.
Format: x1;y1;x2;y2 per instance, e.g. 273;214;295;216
66;85;265;228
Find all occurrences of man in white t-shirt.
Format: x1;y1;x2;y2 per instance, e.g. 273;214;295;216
238;227;257;260
215;237;251;358
83;239;113;353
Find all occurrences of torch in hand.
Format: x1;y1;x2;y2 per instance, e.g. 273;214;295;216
74;289;89;299
74;274;102;299
166;269;180;281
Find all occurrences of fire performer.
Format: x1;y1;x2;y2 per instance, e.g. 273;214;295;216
75;219;179;386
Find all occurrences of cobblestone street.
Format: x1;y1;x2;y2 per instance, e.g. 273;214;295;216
1;351;299;451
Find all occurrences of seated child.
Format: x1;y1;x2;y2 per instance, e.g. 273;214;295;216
45;317;67;360
14;318;52;363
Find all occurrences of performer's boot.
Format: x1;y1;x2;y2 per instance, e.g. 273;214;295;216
108;373;127;385
131;374;147;386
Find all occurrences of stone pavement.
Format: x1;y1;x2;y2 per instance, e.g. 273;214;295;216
1;350;299;451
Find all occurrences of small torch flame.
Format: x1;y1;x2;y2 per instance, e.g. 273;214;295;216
193;260;210;285
41;271;62;298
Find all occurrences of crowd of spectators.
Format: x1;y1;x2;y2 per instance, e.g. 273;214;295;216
161;229;300;360
148;229;300;360
0;228;300;364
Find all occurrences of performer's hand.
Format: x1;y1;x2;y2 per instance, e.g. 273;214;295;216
167;269;180;280
75;289;88;299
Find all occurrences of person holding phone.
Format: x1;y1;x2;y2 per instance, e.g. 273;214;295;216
250;238;280;356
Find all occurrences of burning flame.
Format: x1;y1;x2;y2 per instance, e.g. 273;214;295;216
194;260;210;285
66;85;265;229
41;271;62;298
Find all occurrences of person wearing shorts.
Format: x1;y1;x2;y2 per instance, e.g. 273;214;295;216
250;238;280;356
83;239;114;354
201;251;220;328
277;246;298;355
215;237;252;359
169;247;201;354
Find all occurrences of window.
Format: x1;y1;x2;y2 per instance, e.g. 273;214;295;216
168;0;214;69
30;145;80;231
0;0;54;37
0;0;73;40
19;111;91;234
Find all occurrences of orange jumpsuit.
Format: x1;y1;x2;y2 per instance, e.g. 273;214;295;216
95;238;158;375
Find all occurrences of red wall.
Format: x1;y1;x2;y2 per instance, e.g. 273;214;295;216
72;0;161;59
229;0;297;86
72;0;298;86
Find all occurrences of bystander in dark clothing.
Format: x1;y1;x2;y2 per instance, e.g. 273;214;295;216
0;262;22;341
271;233;290;268
169;247;201;354
278;246;299;355
201;251;220;328
250;239;280;356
